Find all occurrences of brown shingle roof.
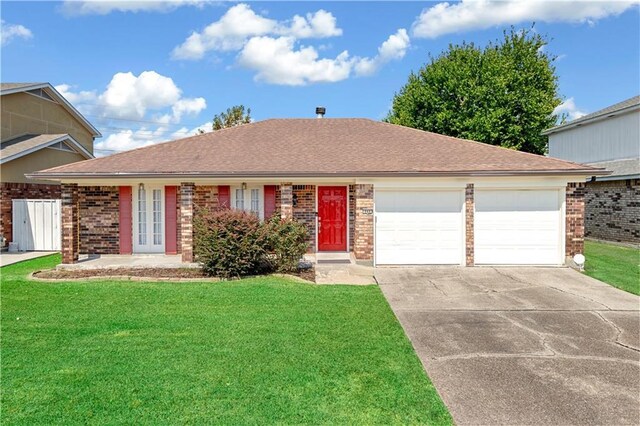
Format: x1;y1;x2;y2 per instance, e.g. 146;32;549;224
31;119;605;178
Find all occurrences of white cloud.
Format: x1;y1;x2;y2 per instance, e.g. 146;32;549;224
412;0;638;38
61;0;204;16
1;20;33;46
172;3;342;60
55;84;97;106
238;36;353;85
554;97;587;121
354;29;410;76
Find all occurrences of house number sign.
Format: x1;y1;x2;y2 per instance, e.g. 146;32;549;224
361;208;373;215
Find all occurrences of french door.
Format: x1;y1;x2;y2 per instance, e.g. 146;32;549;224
133;185;165;253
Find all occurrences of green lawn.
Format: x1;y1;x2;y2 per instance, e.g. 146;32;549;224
584;240;640;296
1;255;451;425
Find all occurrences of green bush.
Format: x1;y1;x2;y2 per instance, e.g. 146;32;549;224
194;209;309;278
194;209;269;278
264;215;309;273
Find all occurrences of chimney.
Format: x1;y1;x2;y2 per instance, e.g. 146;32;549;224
315;106;326;118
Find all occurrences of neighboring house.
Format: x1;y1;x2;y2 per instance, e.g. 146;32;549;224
545;96;640;244
1;82;101;250
29;115;605;266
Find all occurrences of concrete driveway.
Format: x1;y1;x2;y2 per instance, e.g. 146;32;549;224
376;267;640;425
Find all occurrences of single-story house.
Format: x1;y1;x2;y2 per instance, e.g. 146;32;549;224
545;95;639;244
28;116;607;266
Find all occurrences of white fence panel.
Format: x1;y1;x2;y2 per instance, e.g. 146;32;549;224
12;199;61;251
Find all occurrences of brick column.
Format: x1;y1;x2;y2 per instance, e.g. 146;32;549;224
180;182;195;262
354;184;374;260
280;183;293;219
566;182;586;258
465;183;474;266
61;183;79;264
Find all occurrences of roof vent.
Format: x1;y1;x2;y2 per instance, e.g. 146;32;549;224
315;106;326;118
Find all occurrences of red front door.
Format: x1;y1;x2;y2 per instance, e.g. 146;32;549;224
318;186;347;251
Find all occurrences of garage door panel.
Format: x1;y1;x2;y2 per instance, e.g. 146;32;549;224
375;190;463;265
475;190;562;265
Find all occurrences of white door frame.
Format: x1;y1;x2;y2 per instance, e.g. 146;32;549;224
133;184;165;253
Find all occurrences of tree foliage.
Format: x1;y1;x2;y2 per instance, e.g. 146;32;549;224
212;105;252;131
385;27;562;154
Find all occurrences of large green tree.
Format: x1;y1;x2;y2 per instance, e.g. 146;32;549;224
386;27;562;154
198;105;252;134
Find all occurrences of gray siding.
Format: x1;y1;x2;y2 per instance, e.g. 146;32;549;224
548;111;639;163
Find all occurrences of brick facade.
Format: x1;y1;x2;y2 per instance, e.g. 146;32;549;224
0;182;61;244
61;183;79;264
291;185;316;250
194;185;220;212
349;185;356;252
465;184;474;266
585;179;639;244
353;184;374;260
78;186;119;254
280;183;293;219
180;182;195;262
565;182;586;257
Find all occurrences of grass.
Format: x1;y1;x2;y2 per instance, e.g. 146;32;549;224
1;255;452;425
584;240;640;296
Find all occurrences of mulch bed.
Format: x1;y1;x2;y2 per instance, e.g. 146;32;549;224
33;267;316;283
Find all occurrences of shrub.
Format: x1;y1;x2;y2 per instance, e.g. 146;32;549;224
263;215;309;273
194;208;310;278
194;209;269;278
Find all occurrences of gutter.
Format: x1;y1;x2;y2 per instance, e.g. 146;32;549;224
26;168;611;181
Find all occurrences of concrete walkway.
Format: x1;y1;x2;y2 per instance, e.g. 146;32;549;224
0;251;55;267
376;267;640;425
56;254;199;270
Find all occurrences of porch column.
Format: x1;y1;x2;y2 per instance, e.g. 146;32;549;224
280;182;293;219
61;183;79;264
465;184;474;266
180;182;195;262
354;184;374;261
565;182;586;259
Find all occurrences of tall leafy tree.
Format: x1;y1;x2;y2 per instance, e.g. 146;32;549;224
386;27;562;154
197;105;252;133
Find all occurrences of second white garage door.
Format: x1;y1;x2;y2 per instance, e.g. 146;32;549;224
375;190;464;265
475;189;563;265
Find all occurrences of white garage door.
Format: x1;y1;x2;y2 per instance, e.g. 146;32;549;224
12;199;61;251
375;190;464;265
475;189;562;265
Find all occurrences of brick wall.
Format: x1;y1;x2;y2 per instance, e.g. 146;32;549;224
585;179;639;244
280;183;293;219
353;184;374;260
78;186;119;254
180;182;195;262
566;182;586;257
194;185;220;212
349;185;356;252
61;183;78;264
465;184;474;266
292;185;316;250
0;182;61;244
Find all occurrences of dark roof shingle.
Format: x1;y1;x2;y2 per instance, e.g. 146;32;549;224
32;119;604;178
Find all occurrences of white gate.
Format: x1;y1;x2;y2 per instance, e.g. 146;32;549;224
12;199;61;251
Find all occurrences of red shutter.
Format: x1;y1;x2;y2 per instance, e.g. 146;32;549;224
264;185;277;219
119;186;132;254
219;185;230;209
165;186;178;254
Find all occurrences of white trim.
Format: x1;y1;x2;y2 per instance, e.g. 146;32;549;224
1;83;102;137
316;185;350;253
1;134;94;165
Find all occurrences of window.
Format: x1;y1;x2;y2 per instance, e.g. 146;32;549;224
138;187;147;245
232;186;262;218
235;188;245;210
152;189;163;245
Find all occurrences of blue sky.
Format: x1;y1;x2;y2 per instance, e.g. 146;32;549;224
2;1;639;155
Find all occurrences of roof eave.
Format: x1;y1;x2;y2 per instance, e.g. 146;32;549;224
1;134;94;165
543;103;640;135
26;168;610;181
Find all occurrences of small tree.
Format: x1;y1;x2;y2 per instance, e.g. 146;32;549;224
213;105;251;130
386;26;562;154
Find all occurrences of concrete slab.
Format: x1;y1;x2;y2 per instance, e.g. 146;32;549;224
377;266;640;425
314;263;376;285
0;251;55;267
